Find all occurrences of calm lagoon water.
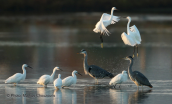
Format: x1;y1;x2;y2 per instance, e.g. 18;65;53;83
0;14;172;104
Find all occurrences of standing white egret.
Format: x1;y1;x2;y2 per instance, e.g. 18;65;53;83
54;74;62;89
121;16;141;57
109;70;128;88
5;64;32;85
37;67;62;87
62;70;82;87
93;7;120;48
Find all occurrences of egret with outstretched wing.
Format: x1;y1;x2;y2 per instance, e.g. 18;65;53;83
93;7;120;48
121;16;141;57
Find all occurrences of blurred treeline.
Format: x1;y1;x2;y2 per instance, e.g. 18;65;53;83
0;0;172;14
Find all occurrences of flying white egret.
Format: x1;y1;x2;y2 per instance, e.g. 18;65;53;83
54;74;62;89
121;16;141;57
62;70;82;87
37;67;62;87
93;7;120;48
109;70;128;88
5;64;32;85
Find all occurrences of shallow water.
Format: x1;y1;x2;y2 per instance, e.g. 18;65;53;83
0;14;172;104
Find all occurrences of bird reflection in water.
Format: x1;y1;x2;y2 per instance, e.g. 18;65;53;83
128;90;152;104
5;86;26;104
37;87;54;104
61;89;77;104
109;89;129;104
53;89;62;104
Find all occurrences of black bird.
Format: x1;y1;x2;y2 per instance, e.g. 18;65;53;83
78;49;114;84
123;56;153;89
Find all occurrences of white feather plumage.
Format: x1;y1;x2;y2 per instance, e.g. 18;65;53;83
93;7;120;36
37;67;61;87
121;16;141;46
54;74;62;89
62;70;78;87
109;71;128;87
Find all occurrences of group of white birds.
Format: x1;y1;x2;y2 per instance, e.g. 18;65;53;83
4;63;128;89
93;7;142;57
5;64;82;89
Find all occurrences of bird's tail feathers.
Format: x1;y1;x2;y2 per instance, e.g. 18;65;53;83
108;73;114;78
148;84;153;88
5;79;9;83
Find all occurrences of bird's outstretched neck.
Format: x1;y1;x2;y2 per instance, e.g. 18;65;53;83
127;18;131;35
83;53;89;75
22;65;26;75
128;58;134;80
22;65;27;80
50;69;57;81
109;8;114;22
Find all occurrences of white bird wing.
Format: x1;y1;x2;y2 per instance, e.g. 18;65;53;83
130;25;142;43
109;74;123;85
121;32;136;46
101;21;111;36
102;13;120;24
37;75;51;85
5;73;23;83
62;76;74;87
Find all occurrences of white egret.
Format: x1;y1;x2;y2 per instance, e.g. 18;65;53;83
93;7;120;48
5;64;32;85
37;67;62;87
109;70;128;88
62;70;82;87
121;16;141;57
54;74;62;89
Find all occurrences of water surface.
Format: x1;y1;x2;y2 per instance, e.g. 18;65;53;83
0;14;172;104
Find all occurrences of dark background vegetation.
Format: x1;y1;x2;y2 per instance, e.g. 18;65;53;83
0;0;172;15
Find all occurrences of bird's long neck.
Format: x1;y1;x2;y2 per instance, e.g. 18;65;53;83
128;59;134;79
50;69;56;81
22;66;26;79
109;9;114;21
83;53;89;75
127;18;131;35
72;73;77;78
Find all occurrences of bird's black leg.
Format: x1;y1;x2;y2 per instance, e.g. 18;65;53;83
137;45;138;57
100;34;103;48
119;84;121;88
114;84;117;88
133;46;135;57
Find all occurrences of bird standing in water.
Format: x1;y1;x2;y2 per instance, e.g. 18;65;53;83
121;16;141;57
123;56;153;89
62;70;82;87
37;67;62;87
78;49;114;84
54;74;62;89
109;70;128;88
5;64;32;85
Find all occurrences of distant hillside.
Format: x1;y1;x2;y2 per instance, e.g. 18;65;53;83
0;0;172;14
